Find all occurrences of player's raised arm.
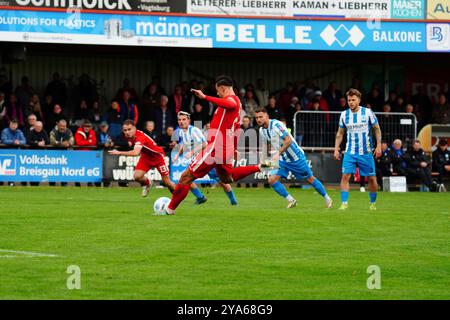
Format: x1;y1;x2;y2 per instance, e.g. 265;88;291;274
205;95;238;109
191;88;238;110
191;75;238;109
108;144;142;156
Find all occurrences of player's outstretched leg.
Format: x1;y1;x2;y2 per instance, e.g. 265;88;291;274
165;169;196;214
220;182;238;205
191;183;207;205
368;176;378;211
306;176;333;208
230;165;260;182
339;174;351;210
268;175;297;209
134;170;152;197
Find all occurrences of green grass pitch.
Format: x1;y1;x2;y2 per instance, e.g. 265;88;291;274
0;186;449;299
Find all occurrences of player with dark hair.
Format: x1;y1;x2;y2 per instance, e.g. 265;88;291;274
164;75;272;214
255;108;332;209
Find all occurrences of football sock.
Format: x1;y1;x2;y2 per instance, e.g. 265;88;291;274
226;190;238;205
286;195;295;202
168;183;190;210
311;178;327;197
369;192;377;204
231;165;260;182
191;187;205;199
340;191;349;203
271;181;289;198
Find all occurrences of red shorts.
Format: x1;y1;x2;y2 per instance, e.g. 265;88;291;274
188;146;233;179
135;153;169;177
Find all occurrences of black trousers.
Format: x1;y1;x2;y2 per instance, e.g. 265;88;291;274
434;164;449;184
402;167;434;188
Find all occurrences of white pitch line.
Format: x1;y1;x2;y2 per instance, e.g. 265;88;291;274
0;249;58;258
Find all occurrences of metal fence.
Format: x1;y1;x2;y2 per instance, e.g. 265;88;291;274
294;111;417;149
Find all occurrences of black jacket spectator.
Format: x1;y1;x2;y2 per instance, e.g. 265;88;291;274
27;128;50;147
405;142;435;190
45;104;67;133
432;140;450;184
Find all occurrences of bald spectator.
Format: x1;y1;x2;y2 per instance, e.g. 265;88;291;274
142;120;158;142
27;121;49;147
50;119;74;148
390;139;408;177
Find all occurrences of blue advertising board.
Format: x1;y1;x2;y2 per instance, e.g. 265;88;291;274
0;9;447;52
0;149;103;182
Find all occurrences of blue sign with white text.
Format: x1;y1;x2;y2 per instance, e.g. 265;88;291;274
0;9;443;52
0;149;103;182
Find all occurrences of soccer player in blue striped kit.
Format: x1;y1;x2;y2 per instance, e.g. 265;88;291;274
255;108;333;209
334;88;382;211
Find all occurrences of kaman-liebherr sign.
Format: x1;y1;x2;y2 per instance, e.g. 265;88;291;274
187;0;425;19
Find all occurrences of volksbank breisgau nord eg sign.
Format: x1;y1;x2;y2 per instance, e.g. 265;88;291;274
0;149;102;182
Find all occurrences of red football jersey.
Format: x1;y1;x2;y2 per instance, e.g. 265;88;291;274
129;130;164;156
205;95;241;157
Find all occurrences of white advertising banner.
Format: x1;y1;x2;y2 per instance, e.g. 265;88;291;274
187;0;392;19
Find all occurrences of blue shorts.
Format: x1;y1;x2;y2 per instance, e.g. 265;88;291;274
208;168;220;181
342;153;376;176
270;159;313;180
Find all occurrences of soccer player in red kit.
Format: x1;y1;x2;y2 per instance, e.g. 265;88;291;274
108;119;175;196
164;75;272;215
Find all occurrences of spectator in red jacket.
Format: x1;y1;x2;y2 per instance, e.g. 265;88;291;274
75;120;97;149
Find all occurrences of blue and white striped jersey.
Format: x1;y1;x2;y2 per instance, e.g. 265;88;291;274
259;119;305;163
339;107;378;155
174;125;206;153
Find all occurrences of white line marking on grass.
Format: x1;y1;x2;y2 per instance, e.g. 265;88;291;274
0;249;58;258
